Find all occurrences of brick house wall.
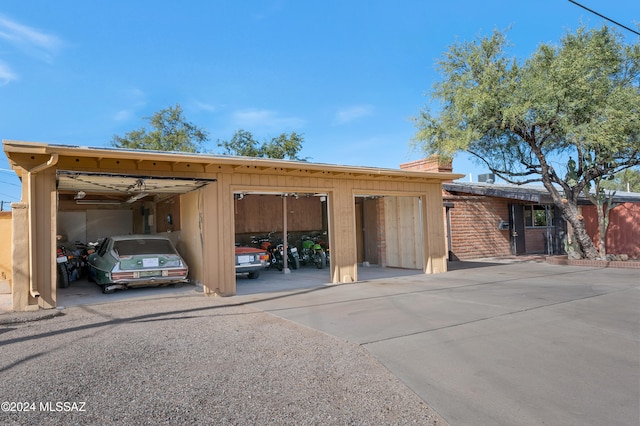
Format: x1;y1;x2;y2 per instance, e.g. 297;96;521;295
400;157;453;174
444;192;512;260
402;156;565;260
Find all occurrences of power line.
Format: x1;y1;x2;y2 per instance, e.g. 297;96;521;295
0;178;21;187
568;0;640;36
0;197;19;211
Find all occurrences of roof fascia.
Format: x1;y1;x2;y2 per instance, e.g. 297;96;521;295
443;182;551;203
4;140;464;183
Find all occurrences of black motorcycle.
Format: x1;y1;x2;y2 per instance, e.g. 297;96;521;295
273;241;300;271
251;233;300;271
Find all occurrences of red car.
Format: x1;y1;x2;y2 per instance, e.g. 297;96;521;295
235;246;269;279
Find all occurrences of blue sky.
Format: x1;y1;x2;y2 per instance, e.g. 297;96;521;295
0;0;638;204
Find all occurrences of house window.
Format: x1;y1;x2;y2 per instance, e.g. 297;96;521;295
524;205;554;227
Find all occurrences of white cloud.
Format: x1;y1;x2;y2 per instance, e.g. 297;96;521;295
123;87;146;101
0;15;63;62
334;104;375;125
113;109;134;122
191;100;219;113
113;88;147;122
0;61;18;85
232;108;306;131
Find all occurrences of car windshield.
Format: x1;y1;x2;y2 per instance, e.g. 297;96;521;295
113;239;177;256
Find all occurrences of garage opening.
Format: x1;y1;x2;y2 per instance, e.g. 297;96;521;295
55;171;215;305
232;192;331;295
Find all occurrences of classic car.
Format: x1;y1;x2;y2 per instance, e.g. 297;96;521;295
235;245;269;279
87;235;189;294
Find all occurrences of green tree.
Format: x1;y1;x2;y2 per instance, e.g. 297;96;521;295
111;104;208;153
217;129;262;157
261;131;305;160
412;26;640;260
569;157;618;258
601;168;640;192
218;130;306;160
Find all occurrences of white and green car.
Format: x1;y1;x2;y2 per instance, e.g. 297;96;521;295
87;235;189;294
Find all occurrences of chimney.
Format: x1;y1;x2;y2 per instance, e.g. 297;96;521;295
400;155;453;174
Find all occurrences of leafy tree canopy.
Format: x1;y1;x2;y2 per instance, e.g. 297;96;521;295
111;104;209;153
412;25;640;259
218;129;261;157
218;130;306;160
600;168;640;192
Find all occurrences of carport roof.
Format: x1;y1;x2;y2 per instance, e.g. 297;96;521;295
3;140;464;183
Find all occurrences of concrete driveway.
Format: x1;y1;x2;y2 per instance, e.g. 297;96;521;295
49;264;423;309
242;260;640;426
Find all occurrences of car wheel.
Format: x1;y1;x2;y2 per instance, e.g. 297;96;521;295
248;271;260;279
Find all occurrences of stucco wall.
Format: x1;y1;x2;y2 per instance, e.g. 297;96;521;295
0;211;12;286
583;202;640;258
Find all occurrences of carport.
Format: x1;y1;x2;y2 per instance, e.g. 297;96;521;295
56;171;214;242
3;140;461;311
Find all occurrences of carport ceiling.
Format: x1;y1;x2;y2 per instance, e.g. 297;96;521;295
57;171;215;202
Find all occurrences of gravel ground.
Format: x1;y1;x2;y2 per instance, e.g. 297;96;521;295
0;293;446;425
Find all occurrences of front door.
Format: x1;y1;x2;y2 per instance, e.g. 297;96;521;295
509;204;526;255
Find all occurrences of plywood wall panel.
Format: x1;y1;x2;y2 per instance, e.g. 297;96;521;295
422;186;447;273
328;181;357;283
383;197;423;269
201;173;236;295
234;195;323;234
178;191;204;286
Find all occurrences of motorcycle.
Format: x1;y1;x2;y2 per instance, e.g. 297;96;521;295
56;245;71;288
252;232;277;269
56;243;83;288
298;235;326;269
252;232;300;271
276;241;300;271
312;232;330;266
